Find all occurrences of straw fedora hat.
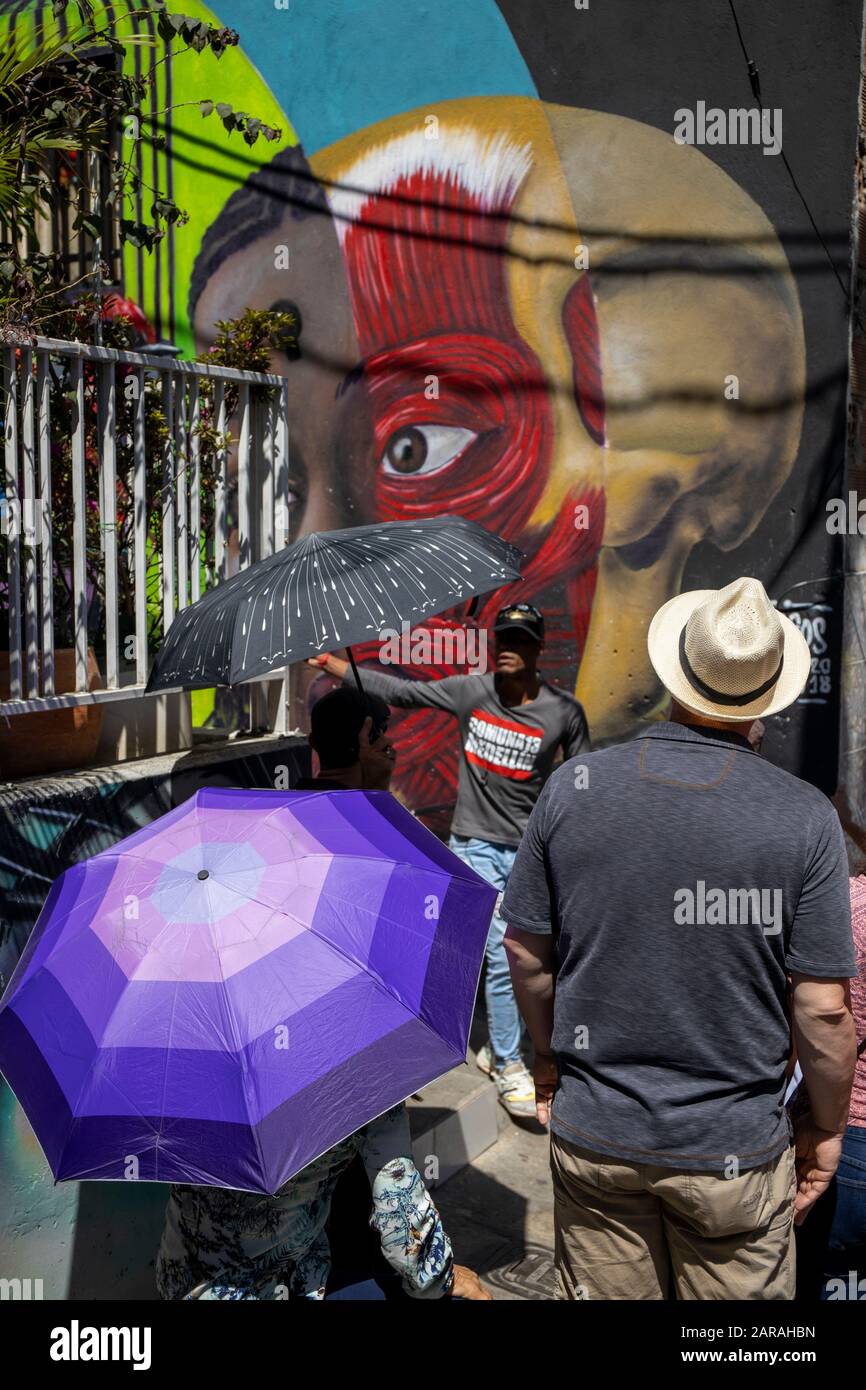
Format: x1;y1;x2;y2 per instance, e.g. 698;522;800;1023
647;577;811;722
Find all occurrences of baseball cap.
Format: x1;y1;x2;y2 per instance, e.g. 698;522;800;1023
493;602;545;642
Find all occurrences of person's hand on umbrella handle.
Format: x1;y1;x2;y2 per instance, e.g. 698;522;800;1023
449;1264;493;1300
533;1051;558;1127
306;654;349;679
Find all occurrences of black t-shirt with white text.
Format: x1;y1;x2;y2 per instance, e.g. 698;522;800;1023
343;669;589;846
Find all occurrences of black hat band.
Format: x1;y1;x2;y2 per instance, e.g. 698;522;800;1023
678;625;784;706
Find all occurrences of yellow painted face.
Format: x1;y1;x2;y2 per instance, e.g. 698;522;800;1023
308;95;804;740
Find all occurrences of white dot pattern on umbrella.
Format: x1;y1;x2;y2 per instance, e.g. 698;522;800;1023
147;515;524;691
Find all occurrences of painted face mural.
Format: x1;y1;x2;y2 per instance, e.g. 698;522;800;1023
0;0;857;1299
192;97;804;825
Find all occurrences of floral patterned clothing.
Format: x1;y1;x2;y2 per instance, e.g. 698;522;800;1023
847;875;866;1126
155;1105;453;1300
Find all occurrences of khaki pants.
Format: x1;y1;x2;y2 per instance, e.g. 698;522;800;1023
550;1132;796;1300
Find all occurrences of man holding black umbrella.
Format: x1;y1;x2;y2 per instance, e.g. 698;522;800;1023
309;601;590;1120
294;685;396;792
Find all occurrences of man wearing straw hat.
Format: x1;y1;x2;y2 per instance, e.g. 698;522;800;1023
502;578;858;1300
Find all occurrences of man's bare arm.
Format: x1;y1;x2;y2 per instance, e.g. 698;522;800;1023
504;926;555;1049
308;654;349;681
791;974;856;1132
790;974;856;1224
504;926;557;1124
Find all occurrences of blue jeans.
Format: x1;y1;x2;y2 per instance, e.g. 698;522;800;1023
448;834;522;1067
325;1271;408;1301
819;1125;866;1300
796;1124;866;1300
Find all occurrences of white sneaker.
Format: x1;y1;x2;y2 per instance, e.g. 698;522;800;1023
475;1042;494;1075
493;1061;536;1119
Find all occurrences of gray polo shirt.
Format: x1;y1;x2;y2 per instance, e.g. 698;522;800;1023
500;721;856;1173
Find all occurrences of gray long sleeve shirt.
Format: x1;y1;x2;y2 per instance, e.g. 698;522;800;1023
345;668;590;847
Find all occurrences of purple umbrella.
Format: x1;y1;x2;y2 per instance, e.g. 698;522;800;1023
0;788;496;1194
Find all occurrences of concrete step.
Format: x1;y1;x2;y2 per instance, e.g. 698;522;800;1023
405;1031;500;1190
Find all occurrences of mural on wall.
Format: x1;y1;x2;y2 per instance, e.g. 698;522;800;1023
155;0;852;826
0;0;861;1295
0;0;854;813
191;97;807;824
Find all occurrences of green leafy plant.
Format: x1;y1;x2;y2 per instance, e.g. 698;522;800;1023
199;100;281;148
0;0;281;337
0;3;291;663
194;305;299;458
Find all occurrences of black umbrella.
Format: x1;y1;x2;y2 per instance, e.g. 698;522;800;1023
145;515;524;693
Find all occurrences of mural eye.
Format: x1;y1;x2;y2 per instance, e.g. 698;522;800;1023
381;424;477;477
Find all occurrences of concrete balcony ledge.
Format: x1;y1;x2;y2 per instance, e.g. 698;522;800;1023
0;729;309;798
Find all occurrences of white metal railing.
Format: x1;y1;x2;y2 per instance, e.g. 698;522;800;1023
1;336;290;724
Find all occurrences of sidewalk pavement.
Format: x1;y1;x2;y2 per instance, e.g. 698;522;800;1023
434;1089;557;1301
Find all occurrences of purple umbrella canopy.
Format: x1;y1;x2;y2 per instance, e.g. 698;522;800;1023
0;788;496;1194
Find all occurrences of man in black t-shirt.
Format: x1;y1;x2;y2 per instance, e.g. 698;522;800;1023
309;603;590;1121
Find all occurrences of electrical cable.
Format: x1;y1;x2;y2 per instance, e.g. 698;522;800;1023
727;0;860;326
